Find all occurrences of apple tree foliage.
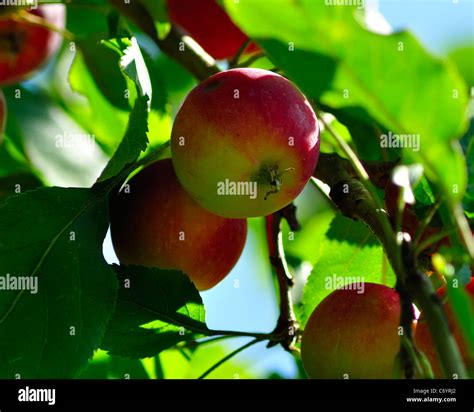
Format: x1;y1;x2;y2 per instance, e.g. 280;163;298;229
0;0;472;378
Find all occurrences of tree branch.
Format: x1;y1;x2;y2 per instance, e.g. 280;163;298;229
396;278;416;379
108;0;219;81
314;152;468;378
153;25;219;81
265;205;299;351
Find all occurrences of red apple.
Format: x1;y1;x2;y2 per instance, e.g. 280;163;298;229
0;5;65;85
171;68;320;218
166;0;257;60
109;158;247;291
414;279;474;378
301;283;401;379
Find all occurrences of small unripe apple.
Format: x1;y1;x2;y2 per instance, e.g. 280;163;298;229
171;68;320;218
109;158;247;291
166;0;257;60
301;283;401;379
0;5;65;85
414;279;474;378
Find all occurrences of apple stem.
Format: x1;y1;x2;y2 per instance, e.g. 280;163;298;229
235;52;266;69
415;227;457;256
228;38;252;68
413;196;441;245
266;205;300;352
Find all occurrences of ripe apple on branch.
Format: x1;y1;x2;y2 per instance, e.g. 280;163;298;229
0;5;65;85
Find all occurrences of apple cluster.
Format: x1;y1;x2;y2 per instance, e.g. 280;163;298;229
2;0;469;381
111;67;320;289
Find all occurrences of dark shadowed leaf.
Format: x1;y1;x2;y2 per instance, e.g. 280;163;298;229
0;187;118;378
101;265;208;359
97;95;149;182
76;35;131;111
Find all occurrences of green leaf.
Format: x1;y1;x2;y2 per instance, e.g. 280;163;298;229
0;187;118;378
97;95;149;182
141;50;168;114
413;176;436;209
447;273;474;356
77;35;131;111
65;2;110;37
323;106;396;162
0;137;32;178
65;48;129;154
283;208;335;265
79;350;150;379
0;173;42;203
101;265;208;359
160;340;256;379
462;128;474;219
448;46;474;88
3;87;108;187
114;37;152;101
139;0;167;22
298;216;396;326
224;0;469;204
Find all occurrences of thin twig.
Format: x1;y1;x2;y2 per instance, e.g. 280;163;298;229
452;203;474;259
415;227;457;256
228;38;252;68
236;52;266;68
413;197;441;245
197;338;262;379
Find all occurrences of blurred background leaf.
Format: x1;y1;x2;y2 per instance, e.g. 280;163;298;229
224;0;469;204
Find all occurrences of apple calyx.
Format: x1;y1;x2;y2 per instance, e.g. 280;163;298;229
256;164;295;200
0;31;24;57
